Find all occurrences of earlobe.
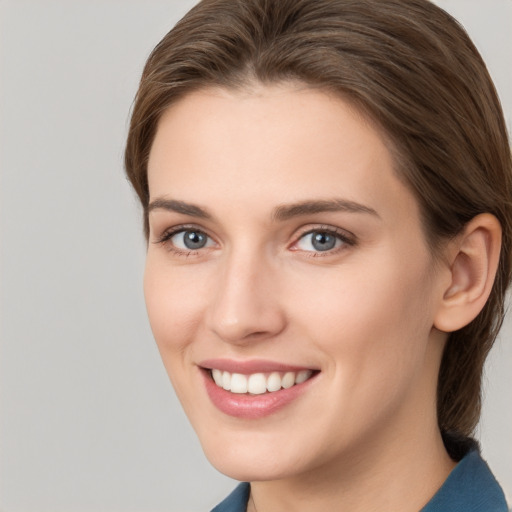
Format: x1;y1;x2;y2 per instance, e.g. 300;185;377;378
434;213;501;333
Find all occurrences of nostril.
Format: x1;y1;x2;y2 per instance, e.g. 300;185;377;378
210;318;286;345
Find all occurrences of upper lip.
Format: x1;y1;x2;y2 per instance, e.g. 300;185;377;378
199;358;318;374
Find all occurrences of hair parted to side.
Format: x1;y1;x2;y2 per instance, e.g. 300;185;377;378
125;0;512;438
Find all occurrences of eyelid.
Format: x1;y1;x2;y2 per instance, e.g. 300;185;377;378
152;223;355;256
290;225;356;253
153;224;218;255
153;223;206;242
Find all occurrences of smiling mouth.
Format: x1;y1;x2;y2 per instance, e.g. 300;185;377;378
209;369;316;395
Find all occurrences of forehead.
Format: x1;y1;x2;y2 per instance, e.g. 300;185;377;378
147;84;420;228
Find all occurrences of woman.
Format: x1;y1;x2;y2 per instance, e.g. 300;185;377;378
125;0;511;510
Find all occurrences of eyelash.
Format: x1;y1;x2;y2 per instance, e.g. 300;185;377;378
154;225;215;256
154;224;356;257
292;226;356;257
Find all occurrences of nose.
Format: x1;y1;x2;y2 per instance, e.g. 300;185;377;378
206;249;286;345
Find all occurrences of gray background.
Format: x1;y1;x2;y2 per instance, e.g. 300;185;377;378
0;1;510;511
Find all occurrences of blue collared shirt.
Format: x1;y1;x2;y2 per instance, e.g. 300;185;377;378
211;449;508;512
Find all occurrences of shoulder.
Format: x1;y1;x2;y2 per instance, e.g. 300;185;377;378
421;442;509;512
211;482;250;512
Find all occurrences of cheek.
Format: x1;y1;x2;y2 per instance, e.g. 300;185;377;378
143;260;207;354
290;255;435;385
143;261;212;410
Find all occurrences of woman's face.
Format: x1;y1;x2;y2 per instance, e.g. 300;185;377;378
145;84;449;482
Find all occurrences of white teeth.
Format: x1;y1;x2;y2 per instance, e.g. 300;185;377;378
211;369;315;394
248;373;267;395
230;373;248;394
295;369;312;384
212;369;223;387
281;371;295;389
222;371;231;391
266;372;282;392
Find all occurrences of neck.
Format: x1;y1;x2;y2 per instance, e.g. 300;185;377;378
248;409;455;512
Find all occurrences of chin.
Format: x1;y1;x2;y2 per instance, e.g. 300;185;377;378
197;429;308;482
205;448;298;482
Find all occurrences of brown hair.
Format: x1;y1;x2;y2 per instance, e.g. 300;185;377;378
125;0;512;438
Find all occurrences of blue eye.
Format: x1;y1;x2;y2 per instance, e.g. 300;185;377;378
169;229;214;250
296;230;346;252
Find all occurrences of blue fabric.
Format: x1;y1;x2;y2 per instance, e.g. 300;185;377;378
211;482;250;512
420;449;508;512
211;450;508;512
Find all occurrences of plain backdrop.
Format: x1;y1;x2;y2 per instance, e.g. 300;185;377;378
0;1;511;511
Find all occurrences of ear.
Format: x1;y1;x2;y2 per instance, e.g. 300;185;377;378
434;213;502;333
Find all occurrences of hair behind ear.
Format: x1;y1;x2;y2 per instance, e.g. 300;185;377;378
434;214;503;435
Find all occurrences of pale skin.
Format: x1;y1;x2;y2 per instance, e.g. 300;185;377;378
144;83;501;512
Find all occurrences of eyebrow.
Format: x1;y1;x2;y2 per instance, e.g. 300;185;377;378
147;198;212;219
147;197;379;221
271;199;379;221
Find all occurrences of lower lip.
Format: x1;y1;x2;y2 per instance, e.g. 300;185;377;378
201;369;317;419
